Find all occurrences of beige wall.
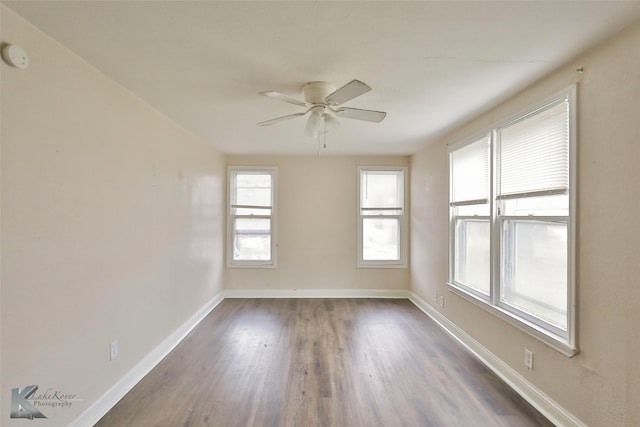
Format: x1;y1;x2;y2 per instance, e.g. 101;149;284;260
1;8;225;425
226;155;410;292
4;2;640;425
411;21;640;426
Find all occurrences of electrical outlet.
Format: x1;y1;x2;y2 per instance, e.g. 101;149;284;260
110;340;118;361
438;294;445;308
524;349;533;370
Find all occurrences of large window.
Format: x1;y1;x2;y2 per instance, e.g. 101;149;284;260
358;166;408;267
449;87;576;354
227;167;277;268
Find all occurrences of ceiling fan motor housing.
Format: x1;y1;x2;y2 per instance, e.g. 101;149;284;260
301;82;336;104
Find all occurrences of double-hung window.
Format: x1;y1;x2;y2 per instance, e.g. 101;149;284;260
449;87;576;354
450;136;491;296
227;167;277;268
357;166;408;267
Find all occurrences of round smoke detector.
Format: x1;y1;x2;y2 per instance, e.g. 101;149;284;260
2;44;29;69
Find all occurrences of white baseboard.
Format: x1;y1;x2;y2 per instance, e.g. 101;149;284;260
223;288;410;299
408;291;585;427
69;292;225;427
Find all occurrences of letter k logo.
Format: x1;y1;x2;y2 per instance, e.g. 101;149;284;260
10;385;47;419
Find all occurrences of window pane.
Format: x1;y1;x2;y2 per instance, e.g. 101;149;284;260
361;171;402;210
451;137;490;203
501;220;567;330
233;218;271;261
235;173;272;207
454;219;490;295
363;218;399;261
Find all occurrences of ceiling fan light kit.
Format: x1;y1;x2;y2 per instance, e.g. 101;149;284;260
258;79;386;147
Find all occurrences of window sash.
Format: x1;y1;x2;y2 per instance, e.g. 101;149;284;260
498;217;569;337
452;216;491;298
362;217;401;261
231;217;272;261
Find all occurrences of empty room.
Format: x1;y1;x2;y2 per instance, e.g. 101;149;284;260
2;1;640;426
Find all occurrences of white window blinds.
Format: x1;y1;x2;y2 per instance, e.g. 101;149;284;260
450;136;490;205
497;99;569;199
360;170;404;215
231;172;273;215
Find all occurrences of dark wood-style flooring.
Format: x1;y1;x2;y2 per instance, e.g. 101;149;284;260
96;299;553;426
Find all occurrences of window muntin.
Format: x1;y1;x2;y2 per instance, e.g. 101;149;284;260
448;87;576;353
228;167;277;267
358;167;407;267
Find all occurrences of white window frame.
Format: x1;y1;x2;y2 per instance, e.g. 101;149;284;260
448;86;577;356
227;166;278;268
357;166;408;268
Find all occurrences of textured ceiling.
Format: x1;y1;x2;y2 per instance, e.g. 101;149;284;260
4;1;640;155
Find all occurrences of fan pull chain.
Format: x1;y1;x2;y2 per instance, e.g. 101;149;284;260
316;118;328;154
316;131;327;154
323;118;327;149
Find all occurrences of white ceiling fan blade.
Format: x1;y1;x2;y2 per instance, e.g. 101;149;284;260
336;107;387;123
325;80;371;106
260;91;309;108
257;112;306;126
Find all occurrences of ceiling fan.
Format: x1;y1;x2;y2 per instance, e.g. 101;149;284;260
257;80;386;138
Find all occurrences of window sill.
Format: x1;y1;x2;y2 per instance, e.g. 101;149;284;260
357;262;408;269
446;283;579;357
227;263;277;269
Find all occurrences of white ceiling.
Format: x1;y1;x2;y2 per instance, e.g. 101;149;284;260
4;1;640;155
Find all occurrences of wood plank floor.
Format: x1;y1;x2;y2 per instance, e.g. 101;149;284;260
96;299;553;426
